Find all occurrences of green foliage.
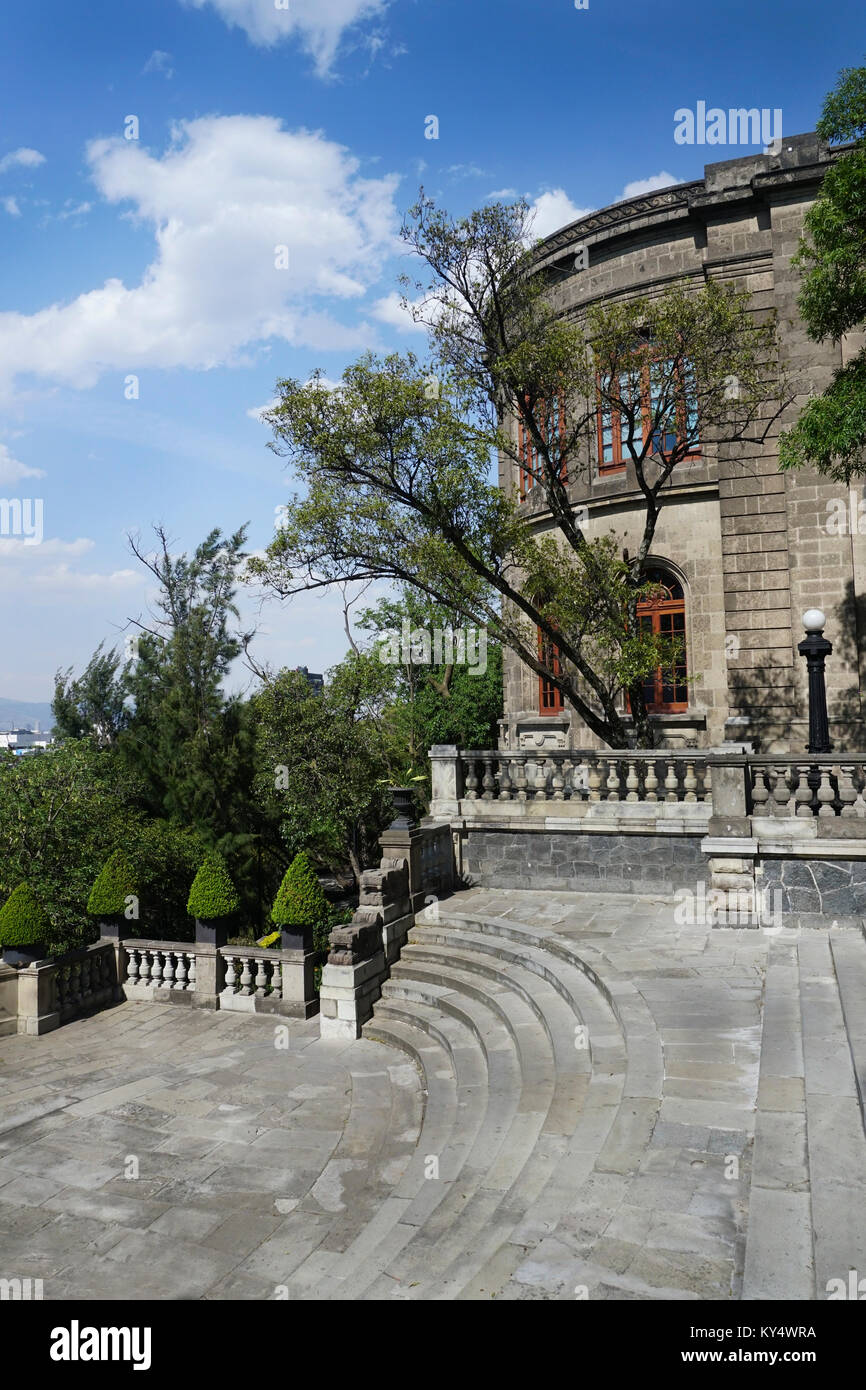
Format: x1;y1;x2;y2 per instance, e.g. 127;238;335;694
254;664;392;882
781;64;866;480
272;851;330;929
87;849;137;918
0;741;142;954
52;642;130;749
0;882;52;948
187;852;240;921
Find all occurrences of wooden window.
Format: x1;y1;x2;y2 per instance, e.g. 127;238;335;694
538;628;564;714
519;396;567;497
636;570;688;712
597;356;700;476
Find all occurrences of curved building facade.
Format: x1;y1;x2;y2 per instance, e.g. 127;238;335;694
500;132;866;755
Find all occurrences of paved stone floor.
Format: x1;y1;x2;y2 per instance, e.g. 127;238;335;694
1;888;864;1300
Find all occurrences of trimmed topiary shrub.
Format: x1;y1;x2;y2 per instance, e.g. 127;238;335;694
87;849;137;918
272;851;329;930
187;852;240;921
0;882;52;948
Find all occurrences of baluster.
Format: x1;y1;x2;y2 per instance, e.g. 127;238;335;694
551;757;566;801
498;756;513;801
480;752;496;800
139;950;152;988
644;757;659;802
163;951;175;990
151;951;163;990
254;958;267;999
751;768;770;815
605;757;620;801
700;762;712;804
625;758;639;802
187;953;197;992
853;763;866;817
817;764;836;817
174;951;187;990
664;759;679;802
56;965;68;1017
533;758;550;802
271;959;282;1001
512;753;528;802
464;756;480;800
69;960;82;1011
839;765;857;817
79;955;92;1002
571;760;589;801
224;954;237;993
683;760;697;803
794;765;813;818
240;957;253;996
771;764;791;817
587;755;602;802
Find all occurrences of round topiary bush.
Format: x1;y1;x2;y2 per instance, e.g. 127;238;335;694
187;852;240;921
0;882;52;948
272;851;329;930
87;849;137;918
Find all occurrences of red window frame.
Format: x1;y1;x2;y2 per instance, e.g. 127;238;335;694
519;396;567;498
596;357;701;477
538;628;564;714
635;573;688;713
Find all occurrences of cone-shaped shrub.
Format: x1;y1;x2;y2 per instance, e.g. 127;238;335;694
87;849;137;918
272;851;329;928
0;883;52;948
187;852;240;921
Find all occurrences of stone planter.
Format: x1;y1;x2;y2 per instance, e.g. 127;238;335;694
97;915;131;941
194;917;232;948
279;925;313;952
1;943;48;968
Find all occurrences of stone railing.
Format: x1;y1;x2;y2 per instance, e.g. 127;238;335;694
3;941;118;1036
219;946;294;1013
460;748;712;803
125;943;198;996
748;756;866;819
122;938;316;1018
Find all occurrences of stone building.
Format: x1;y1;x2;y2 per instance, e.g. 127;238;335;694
500;133;866;756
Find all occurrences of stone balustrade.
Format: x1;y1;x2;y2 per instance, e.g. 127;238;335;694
219;947;291;1013
125;943;198;997
459;748;712;805
748;756;866;819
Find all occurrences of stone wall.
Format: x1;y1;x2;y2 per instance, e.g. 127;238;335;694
761;857;866;925
462;828;708;894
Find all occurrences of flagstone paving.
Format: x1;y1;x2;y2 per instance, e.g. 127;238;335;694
1;888;864;1300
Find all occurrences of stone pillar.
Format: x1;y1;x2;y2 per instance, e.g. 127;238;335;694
429;744;462;818
320;860;413;1040
278;940;318;1019
103;937;126;1002
16;961;60;1035
702;755;758;922
0;963;19;1037
191;947;225;1010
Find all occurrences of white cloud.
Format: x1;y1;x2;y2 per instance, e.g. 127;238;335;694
2;197;20;217
486;187;517;200
181;0;390;76
528;189;593;241
143;49;174;78
56;200;92;221
619;171;681;200
0;115;401;398
370;290;426;334
0;443;45;484
0;147;45;174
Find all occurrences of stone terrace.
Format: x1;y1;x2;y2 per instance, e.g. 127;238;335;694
1;888;865;1300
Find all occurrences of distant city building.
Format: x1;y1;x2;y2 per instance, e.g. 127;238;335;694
296;666;324;695
0;726;53;756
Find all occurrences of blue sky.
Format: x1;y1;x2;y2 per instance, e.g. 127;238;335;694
0;0;861;702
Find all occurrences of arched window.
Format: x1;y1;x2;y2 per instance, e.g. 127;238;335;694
636;569;688;712
538;628;564;713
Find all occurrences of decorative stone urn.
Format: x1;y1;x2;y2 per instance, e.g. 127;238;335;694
388;786;418;830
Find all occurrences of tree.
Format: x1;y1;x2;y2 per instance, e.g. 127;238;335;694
250;195;791;747
0;741;142;951
187;852;240;921
779;64;866;481
254;663;391;885
52;642;130;749
0;883;52;951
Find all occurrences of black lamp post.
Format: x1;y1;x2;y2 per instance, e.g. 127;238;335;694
798;609;833;755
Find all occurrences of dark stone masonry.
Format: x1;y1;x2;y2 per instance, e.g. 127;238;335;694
762;857;866;919
462;829;708;893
